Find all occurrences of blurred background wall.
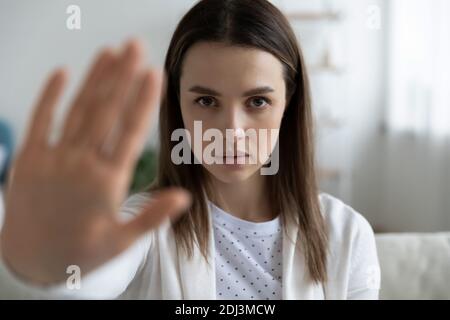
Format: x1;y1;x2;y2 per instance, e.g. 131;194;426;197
0;0;449;233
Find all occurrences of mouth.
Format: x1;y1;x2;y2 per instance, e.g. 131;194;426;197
211;150;250;166
222;154;249;159
216;150;249;157
219;154;249;165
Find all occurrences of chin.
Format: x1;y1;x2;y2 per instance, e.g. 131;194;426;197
202;164;262;184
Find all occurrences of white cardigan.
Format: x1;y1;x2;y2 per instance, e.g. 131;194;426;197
0;192;380;299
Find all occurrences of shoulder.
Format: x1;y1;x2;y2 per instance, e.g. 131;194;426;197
318;193;381;296
318;192;379;274
318;192;375;245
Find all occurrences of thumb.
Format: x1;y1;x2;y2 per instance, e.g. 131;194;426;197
118;188;192;244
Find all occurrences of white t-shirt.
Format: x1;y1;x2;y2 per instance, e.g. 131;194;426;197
211;201;283;300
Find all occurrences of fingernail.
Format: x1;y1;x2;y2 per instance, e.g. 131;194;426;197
122;44;134;58
52;67;68;81
124;39;142;57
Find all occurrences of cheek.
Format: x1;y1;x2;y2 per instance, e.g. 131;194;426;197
271;100;287;126
250;108;284;163
254;103;285;130
179;103;216;161
250;127;280;165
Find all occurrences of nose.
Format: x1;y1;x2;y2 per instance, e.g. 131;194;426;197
220;104;247;154
221;104;246;136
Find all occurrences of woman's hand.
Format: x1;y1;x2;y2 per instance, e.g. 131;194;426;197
0;40;191;285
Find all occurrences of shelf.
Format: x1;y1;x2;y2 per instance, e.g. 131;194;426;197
308;48;345;74
285;11;342;22
309;64;344;74
318;168;341;180
317;116;344;129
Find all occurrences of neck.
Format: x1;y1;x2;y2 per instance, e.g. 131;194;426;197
207;172;275;222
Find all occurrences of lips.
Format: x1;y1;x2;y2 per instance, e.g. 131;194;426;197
216;150;249;157
222;154;249;159
220;154;249;166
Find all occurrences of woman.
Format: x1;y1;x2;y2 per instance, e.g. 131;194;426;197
0;0;380;299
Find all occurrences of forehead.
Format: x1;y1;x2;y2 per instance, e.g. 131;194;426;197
180;42;285;92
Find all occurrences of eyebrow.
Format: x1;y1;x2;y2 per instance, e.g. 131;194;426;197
188;85;275;97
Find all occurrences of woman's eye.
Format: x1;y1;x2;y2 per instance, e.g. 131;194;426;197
195;96;217;108
248;97;271;109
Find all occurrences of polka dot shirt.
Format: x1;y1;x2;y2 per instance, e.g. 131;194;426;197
210;201;283;300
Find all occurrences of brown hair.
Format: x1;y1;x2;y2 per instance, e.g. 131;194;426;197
148;0;329;284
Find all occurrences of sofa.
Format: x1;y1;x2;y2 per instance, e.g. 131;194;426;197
376;232;450;299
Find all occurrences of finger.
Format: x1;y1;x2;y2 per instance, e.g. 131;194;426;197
24;68;67;148
59;48;116;145
111;69;162;167
118;188;192;244
79;40;144;150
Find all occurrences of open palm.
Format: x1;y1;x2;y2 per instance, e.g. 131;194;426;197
0;40;190;285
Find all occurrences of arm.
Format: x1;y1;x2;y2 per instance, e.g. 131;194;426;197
0;193;154;299
0;40;190;299
347;215;381;300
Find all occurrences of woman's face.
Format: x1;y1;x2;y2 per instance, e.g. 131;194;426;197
179;42;287;184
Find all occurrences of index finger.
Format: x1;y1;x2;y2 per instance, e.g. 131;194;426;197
110;69;162;168
24;68;67;148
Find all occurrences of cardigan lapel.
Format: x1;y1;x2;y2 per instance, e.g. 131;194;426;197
281;218;325;299
177;203;217;299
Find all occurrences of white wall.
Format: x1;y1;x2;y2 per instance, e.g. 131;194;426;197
0;0;196;149
274;0;389;230
339;0;388;231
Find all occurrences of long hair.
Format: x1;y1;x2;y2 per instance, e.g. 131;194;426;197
148;0;329;284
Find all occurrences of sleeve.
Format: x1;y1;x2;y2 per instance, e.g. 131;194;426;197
346;214;381;300
0;192;153;299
